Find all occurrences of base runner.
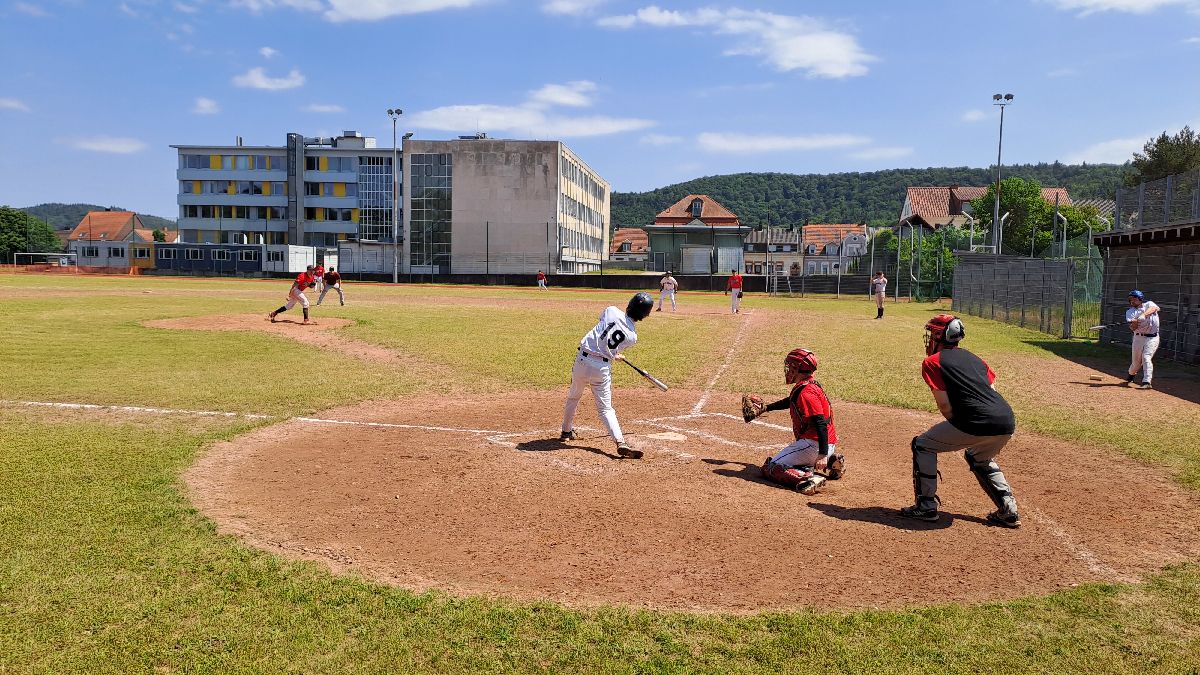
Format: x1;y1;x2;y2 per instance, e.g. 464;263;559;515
901;314;1021;527
560;292;655;459
742;348;846;495
268;265;317;324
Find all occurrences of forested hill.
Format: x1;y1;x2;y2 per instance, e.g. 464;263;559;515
18;203;176;231
611;163;1128;228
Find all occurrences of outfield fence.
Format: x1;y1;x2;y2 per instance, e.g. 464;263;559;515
951;255;1076;338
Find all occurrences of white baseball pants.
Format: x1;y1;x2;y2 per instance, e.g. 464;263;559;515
561;355;624;443
318;282;344;305
284;286;310;310
1129;334;1160;383
658;289;676;311
769;438;836;469
730;291;741;313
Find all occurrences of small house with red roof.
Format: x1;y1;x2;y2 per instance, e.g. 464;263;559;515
642;194;750;273
898;185;1072;230
743;223;868;276
67;210;177;269
609;227;649;263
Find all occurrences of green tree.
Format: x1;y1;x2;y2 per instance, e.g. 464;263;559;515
1126;126;1200;185
152;228;166;242
969;178;1108;256
0;206;61;263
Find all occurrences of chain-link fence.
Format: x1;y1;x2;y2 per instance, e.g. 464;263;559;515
1098;242;1200;365
1115;170;1200;230
952;254;1076;337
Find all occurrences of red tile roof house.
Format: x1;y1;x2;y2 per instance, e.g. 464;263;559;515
67;211;177;269
609;227;649;263
898;186;1072;230
642;195;751;274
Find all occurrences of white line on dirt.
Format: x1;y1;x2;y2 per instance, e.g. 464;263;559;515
698;411;793;432
1023;506;1132;582
2;400;271;420
294;417;502;434
692;310;754;415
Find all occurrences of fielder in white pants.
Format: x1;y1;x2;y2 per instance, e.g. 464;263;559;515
318;282;344;305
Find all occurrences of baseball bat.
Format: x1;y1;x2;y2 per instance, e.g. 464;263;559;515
622;358;669;391
1087;322;1126;331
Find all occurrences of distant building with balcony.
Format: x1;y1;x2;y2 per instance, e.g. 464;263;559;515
742;223;868;276
642;194;749;273
66;210;177;269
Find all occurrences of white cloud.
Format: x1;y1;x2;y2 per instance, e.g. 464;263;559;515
962;109;987;123
304;103;346;113
118;2;138;17
192;97;220;114
1184;36;1200;43
848;146;914;161
1046;0;1194;15
598;7;874;78
529;81;596;108
1064;135;1146;163
14;2;50;17
0;97;31;112
696;132;869;154
260;46;279;58
640;133;682;146
174;2;199;13
542;0;607;15
230;0;486;22
232;66;305;90
58;136;147;154
1046;67;1078;77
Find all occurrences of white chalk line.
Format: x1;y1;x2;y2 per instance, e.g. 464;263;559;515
295;417;502;434
2;400;272;420
692;309;754;415
1023;506;1132;582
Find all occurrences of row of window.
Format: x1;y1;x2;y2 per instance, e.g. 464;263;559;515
181;181;288;196
562;226;603;256
304;182;358;197
303;207;357;222
304;155;355;172
181;205;289;220
180;154;283;171
560;193;604;228
79;246;265;262
560;154;606;202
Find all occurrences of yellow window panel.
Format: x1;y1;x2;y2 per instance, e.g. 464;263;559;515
209;155;221;169
319;156;328;172
192;181;201;194
351;208;359;222
338;233;347;241
316;208;325;221
333;183;346;197
262;182;271;196
227;181;235;195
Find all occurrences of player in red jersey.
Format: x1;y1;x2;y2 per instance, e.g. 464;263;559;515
268;265;317;324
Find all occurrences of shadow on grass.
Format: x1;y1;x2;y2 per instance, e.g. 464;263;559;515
1024;339;1200;406
517;437;621;460
806;502;992;530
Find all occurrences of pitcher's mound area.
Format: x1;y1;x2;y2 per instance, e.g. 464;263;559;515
186;390;1200;612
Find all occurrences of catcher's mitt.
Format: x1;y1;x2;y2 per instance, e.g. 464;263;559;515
309;282;317;289
741;394;765;423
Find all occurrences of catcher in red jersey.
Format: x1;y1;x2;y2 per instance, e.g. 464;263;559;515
268;265;317;324
742;348;846;494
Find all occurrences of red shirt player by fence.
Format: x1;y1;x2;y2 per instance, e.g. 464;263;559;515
317;267;344;306
725;270;744;313
536;270;547;290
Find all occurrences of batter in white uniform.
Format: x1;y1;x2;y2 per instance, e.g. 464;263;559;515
560;292;655;458
1125;289;1160;390
657;272;678;312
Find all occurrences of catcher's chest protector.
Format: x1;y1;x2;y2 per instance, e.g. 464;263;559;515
788;380;832;440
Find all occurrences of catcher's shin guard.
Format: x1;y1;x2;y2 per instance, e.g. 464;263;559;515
762;459;814;491
965;451;1018;516
911;437;940;510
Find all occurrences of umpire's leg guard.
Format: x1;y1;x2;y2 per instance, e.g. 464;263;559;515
911;437;940;510
965;451;1018;516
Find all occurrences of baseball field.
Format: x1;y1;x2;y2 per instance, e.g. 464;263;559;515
3;272;1200;673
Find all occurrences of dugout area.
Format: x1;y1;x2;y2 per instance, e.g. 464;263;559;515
184;385;1200;613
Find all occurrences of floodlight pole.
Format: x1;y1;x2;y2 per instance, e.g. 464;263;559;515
387;108;403;283
992;93;1013;255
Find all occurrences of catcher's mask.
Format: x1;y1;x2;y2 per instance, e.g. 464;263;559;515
626;292;654;321
785;348;818;375
924;314;965;352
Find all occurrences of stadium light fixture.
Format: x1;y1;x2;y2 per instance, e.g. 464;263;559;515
387;108;403;283
991;93;1014;255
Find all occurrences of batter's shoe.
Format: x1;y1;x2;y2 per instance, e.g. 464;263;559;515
1125;375;1136;386
900;504;939;522
558;430;577;442
616;443;643;459
987;510;1022;528
1139;382;1153;390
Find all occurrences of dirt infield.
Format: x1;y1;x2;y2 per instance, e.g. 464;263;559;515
185;388;1200;613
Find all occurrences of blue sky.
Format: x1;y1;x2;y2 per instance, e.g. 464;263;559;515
1;0;1199;219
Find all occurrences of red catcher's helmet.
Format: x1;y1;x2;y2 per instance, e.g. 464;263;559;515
925;314;965;349
785;348;818;373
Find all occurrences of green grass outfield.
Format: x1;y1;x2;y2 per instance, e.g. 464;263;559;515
1;273;1198;673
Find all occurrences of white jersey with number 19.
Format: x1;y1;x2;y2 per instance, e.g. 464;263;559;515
579;306;638;361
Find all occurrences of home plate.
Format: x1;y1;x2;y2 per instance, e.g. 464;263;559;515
645;431;687;441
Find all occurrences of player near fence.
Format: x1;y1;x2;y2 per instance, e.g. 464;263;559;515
268;265;317;325
725;269;744;314
1125;289;1160;390
900;314;1021;527
871;271;888;319
537;270;548;290
741;348;846;495
560;292;655;459
316;267;344;306
657;272;678;312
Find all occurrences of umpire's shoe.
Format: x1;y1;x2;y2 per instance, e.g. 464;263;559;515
900;504;939;522
987;510;1022;528
617;443;644;459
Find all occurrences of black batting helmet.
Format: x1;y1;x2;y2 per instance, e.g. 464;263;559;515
627;292;654;321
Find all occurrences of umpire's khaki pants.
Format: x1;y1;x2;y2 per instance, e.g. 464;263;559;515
913;421;1016;514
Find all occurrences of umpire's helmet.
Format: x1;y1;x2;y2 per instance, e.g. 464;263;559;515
627;292;654;321
925;314;965;350
785;348;818;373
